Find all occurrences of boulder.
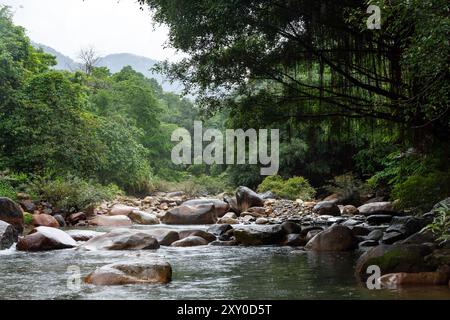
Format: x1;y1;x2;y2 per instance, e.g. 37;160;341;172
342;205;359;216
85;260;172;285
223;196;240;214
67;212;87;225
16;227;77;252
399;230;437;245
424;249;450;268
161;204;218;225
382;216;428;244
305;225;355;251
53;215;66;227
300;226;324;237
255;218;269;225
283;233;307;247
89;215;132;227
359;240;380;248
80;229;160;251
350;226;371;237
281;221;302;234
171;236;209;247
207;224;233;237
355;244;434;281
66;230;105;242
109;204;138;216
141;229;180;246
32;214;59;228
366;229;384;241
129;210;160;225
234;225;285;246
178;230;216;243
19;199;36;212
358;202;396;216
0;220;15;250
379;272;449;288
306;230;323;242
0;197;24;237
183;199;230;218
236;187;264;213
313;201;341;216
367;214;393;225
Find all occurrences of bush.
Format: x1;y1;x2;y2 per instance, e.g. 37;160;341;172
325;173;371;203
257;175;316;200
391;172;450;214
424;204;450;244
23;212;33;225
26;175;122;212
0;171;30;200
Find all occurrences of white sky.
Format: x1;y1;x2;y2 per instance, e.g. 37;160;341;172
1;0;181;61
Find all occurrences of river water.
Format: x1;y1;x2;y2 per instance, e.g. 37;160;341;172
1;225;449;300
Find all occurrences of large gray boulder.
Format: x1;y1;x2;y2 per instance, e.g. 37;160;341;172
305;225;355;251
183;199;230;218
161;204;219;225
236;187;264;213
16;227;77;252
234;225;285;246
0;197;24;238
358;202;396;216
80;229;160;251
0;220;15;250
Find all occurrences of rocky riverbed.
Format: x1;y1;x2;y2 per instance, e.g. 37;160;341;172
1;187;450;298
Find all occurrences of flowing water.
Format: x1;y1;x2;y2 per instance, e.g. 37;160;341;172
1;225;449;300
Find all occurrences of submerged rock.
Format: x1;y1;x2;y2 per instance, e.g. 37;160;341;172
141;229;180;246
80;229;160;251
16;227;77;252
85;260;172;285
305;225;355;251
0;221;15;250
0;197;24;238
178;230;216;243
379;272;449;288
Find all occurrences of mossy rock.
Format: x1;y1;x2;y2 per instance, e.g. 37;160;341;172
355;244;434;281
424;249;450;268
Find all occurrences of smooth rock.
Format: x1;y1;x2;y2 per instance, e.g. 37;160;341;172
32;214;59;228
342;205;359;215
283;233;306;247
171;236;209;247
67;212;87;225
0;220;14;250
109;204;138;216
366;229;384;241
367;214;393;225
89;215;132;227
129;210;160;225
80;229;160;251
0;197;24;237
358;202;396;216
183;199;230;218
236;187;264;213
281;221;302;234
85;260;172;285
178;230;216;243
161;204;218;225
16;227;77;252
255;218;269;225
66;230;105;242
234;224;285;246
53;215;66;227
313;201;341;216
305;225;355;251
380;272;449;288
207;224;233;237
141;229;180;246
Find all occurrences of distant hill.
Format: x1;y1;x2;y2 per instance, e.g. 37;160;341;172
32;43;183;94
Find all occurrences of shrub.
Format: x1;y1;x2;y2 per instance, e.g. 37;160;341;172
257;175;316;200
424;204;450;244
23;212;33;225
325;173;371;203
26;175;122;211
0;180;17;200
391;172;450;214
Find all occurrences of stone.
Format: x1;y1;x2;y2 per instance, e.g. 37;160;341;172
32;214;59;228
129;210;160;225
217;216;239;225
236;186;264;213
66;230;105;242
178;230;216;243
209;240;238;246
424;249;450;268
359;240;380;248
224;196;240;214
0;197;24;237
283;233;307;247
67;212;87;225
342;205;359;215
358;202;396;216
141;229;180;246
351;226;371;236
281;221;302;234
53;215;66;227
161;204;219;225
342;219;360;227
300;226;324;237
171;236;209;247
183;199;230;218
247;207;266;216
306;230;323;242
85;260;172;285
366;229;384;241
379;272;449;288
313;201;341;216
382;216;428;244
234;224;285;246
80;229;160;251
0;220;15;250
355;244;434;281
255;218;269;225
367;214;393;225
207;224;233;237
19;199;36;212
89;215;132;227
109;204;138;216
16;227;77;252
305;225;355;251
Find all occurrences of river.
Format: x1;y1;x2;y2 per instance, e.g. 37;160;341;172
1;225;449;300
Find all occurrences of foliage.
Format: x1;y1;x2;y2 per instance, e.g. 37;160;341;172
425;204;450;244
23;212;33;225
391;172;450;214
25;175;122;212
258;175;316;201
325;173;371;203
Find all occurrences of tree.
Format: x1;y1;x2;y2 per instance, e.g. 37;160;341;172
78;46;100;75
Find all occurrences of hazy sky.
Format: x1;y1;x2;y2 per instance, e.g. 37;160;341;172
1;0;180;61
